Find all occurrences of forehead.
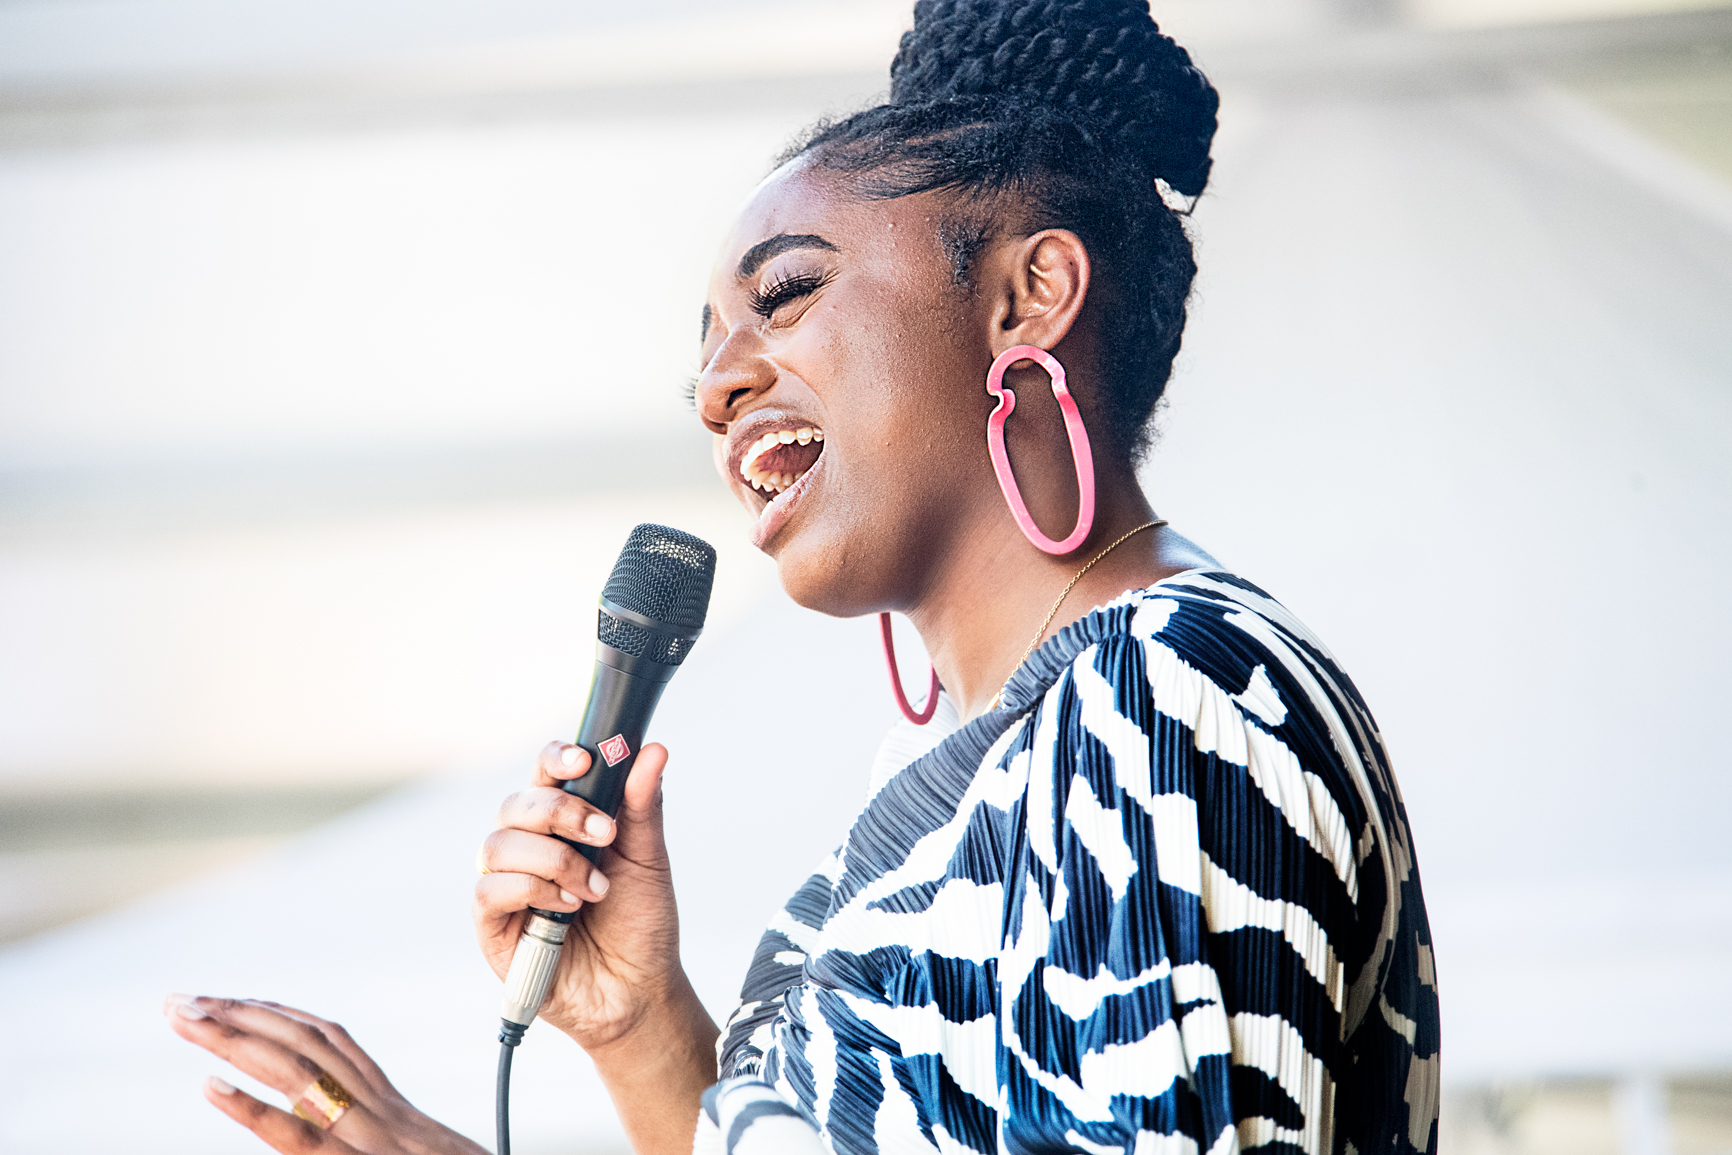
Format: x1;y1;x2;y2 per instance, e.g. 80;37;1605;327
711;161;938;284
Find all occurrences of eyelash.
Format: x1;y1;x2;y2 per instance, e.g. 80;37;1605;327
690;269;830;398
749;270;831;319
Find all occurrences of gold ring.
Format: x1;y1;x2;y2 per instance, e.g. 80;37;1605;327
476;846;491;876
291;1071;354;1129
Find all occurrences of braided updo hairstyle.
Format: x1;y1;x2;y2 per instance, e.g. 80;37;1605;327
783;0;1218;460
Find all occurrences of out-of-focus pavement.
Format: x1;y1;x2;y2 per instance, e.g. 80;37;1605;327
2;1;1731;1152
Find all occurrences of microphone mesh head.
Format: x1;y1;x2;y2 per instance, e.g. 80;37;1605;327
597;524;717;666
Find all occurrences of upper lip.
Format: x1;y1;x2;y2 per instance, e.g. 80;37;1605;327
723;409;824;493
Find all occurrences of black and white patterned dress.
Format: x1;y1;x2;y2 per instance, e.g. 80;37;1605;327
695;572;1440;1155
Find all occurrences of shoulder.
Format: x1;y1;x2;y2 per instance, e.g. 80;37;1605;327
1037;570;1325;730
1019;570;1386;881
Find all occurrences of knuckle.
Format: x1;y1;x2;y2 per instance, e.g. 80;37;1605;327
553;794;586;831
525;791;554;823
476;872;523;913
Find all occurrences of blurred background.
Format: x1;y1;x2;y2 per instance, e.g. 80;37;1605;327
1;0;1729;1152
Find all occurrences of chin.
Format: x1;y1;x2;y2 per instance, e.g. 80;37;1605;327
768;531;880;621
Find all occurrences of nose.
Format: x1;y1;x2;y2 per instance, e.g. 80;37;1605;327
695;328;775;435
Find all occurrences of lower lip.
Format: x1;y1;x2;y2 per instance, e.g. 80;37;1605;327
749;450;825;551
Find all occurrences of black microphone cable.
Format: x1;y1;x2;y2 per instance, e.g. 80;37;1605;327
496;1024;522;1155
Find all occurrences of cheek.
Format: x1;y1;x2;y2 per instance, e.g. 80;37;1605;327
824;287;975;417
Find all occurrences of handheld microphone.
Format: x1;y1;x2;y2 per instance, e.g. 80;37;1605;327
497;523;716;1045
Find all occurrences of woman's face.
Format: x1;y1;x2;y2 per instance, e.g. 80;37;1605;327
696;161;997;617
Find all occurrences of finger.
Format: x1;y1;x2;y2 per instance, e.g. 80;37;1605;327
204;1077;366;1155
480;829;609;901
496;784;615;847
474;869;583;927
185;998;376;1093
534;741;590;787
244;1002;396;1099
166;997;354;1102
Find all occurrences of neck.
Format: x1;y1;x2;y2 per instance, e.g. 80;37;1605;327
906;476;1180;721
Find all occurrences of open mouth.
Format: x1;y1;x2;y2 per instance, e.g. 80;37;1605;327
738;426;824;500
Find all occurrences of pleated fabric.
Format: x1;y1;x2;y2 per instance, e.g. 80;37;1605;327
700;572;1439;1155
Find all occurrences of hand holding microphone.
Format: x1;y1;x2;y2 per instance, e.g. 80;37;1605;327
473;525;721;1155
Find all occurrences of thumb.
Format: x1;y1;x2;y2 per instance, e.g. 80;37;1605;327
614;743;669;858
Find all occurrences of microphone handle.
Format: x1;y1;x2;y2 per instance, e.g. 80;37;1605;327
500;652;675;1031
500;645;679;1031
541;648;674;893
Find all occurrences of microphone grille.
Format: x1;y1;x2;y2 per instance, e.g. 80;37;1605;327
601;523;718;634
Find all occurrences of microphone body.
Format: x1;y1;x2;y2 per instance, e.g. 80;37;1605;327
498;525;715;1038
550;602;685;866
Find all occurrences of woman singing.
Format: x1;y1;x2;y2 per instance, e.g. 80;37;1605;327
165;1;1441;1152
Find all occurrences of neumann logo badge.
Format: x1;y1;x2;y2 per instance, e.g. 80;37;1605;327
598;735;631;766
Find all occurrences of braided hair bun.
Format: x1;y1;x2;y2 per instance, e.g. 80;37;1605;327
889;0;1218;197
785;1;1218;460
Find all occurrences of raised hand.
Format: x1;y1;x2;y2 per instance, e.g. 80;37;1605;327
163;994;486;1155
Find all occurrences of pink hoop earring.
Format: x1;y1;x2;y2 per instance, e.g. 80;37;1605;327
984;344;1096;555
880;612;939;726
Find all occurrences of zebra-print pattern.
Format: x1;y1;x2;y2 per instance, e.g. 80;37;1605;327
702;572;1439;1155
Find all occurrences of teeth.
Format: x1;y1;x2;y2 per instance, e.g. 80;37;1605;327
738;426;824;496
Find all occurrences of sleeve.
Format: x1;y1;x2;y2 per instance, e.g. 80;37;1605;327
693;1077;827;1155
996;632;1348;1155
716;852;837;1079
701;860;837;1155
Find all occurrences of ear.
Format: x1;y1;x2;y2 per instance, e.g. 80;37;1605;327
977;229;1092;356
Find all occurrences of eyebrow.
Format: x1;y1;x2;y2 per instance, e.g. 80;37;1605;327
735;233;839;279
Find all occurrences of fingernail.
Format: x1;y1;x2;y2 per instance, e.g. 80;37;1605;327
560;746;580;767
589;869;609;896
585;813;611;839
559;890;579;904
176;1002;208;1021
163;992;194;1015
209;1077;236;1096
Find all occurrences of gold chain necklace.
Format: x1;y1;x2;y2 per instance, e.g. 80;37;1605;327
987;518;1167;712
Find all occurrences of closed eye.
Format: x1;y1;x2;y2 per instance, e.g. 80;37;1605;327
749;270;832;319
